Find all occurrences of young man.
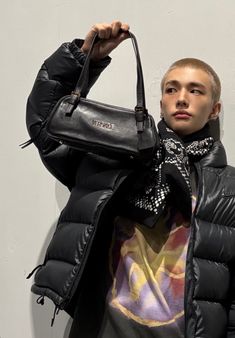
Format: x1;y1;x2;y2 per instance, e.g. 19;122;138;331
26;21;235;337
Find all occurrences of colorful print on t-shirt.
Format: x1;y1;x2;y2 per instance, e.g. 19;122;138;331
106;207;191;334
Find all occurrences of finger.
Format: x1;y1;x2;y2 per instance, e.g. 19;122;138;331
111;20;122;37
103;24;112;39
81;25;100;53
121;23;130;32
120;23;130;42
97;23;112;39
91;23;108;39
88;25;100;39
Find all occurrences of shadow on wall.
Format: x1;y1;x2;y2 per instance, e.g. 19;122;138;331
30;181;71;338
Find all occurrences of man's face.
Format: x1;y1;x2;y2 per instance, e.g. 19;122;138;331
160;67;220;136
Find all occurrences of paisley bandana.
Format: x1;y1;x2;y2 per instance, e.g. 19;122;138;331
127;119;214;221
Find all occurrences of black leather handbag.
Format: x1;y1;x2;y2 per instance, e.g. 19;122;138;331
45;32;158;161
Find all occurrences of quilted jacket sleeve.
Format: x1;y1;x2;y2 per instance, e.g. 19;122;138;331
26;39;111;190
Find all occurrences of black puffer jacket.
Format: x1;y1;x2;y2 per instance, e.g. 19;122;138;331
26;39;235;337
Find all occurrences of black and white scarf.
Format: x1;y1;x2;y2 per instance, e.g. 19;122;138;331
126;119;214;224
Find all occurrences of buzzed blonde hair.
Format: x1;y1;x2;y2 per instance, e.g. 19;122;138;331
161;58;221;104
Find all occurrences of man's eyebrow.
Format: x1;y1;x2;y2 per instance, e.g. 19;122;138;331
188;81;207;89
165;80;206;89
165;80;180;87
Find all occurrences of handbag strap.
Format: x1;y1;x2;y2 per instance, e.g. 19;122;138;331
69;31;148;132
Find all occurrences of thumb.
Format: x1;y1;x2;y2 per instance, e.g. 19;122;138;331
81;29;99;54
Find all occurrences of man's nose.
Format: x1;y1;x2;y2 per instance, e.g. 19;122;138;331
176;90;189;108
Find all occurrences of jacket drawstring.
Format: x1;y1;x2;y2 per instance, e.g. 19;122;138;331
26;264;43;279
51;306;60;327
36;295;45;305
20;120;47;149
36;296;60;326
36;296;60;327
19;138;35;148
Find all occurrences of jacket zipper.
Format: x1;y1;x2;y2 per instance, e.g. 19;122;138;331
58;168;133;310
184;162;202;338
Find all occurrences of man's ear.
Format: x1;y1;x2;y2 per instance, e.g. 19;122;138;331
209;102;221;120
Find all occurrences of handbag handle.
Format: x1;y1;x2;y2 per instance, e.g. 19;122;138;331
69;31;148;132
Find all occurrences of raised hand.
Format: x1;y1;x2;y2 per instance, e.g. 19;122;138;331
81;20;130;61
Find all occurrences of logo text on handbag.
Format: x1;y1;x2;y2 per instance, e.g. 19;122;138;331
92;119;114;130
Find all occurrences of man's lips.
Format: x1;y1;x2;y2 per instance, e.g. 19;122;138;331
173;110;192;119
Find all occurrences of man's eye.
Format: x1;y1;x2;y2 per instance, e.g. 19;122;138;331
191;89;202;95
165;87;176;94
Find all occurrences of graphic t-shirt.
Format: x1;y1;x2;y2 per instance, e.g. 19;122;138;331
98;198;196;338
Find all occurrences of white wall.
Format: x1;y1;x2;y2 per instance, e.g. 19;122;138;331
1;0;235;337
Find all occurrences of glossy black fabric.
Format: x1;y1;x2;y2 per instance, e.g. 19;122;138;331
26;39;235;338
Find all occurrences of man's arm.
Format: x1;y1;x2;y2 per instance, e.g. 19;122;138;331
26;21;130;189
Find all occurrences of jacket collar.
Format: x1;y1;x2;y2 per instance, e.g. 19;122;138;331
199;141;227;168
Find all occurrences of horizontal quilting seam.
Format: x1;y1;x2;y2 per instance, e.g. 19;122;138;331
195;217;235;230
58;217;94;225
81;187;114;196
73;187;113;198
57;221;91;226
32;284;64;297
193;299;224;304
203;167;235;178
56;221;92;230
217;172;235;179
42;258;77;267
193;255;230;265
76;169;128;192
203;168;235;183
193;256;228;267
203;167;223;176
221;190;235;197
47;230;91;264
